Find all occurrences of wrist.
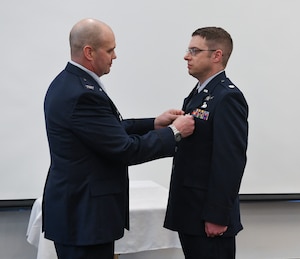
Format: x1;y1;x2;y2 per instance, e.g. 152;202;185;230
169;124;182;142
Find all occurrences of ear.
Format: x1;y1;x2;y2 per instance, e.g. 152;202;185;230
213;49;223;62
210;49;223;64
83;45;93;61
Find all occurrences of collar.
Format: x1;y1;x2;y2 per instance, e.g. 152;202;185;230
197;70;224;93
69;60;106;92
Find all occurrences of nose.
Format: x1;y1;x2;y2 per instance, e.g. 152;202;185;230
184;53;190;60
112;50;117;59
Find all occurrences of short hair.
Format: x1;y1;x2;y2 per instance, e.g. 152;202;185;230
192;27;233;67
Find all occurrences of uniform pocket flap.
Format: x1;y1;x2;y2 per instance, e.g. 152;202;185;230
89;180;123;196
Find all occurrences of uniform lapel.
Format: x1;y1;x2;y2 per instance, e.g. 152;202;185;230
66;63;123;122
183;72;226;113
182;85;198;111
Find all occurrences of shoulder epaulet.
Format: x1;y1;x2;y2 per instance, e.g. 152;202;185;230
220;78;236;90
79;77;104;92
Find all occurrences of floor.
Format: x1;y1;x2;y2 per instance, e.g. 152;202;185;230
0;208;36;259
1;201;300;259
237;201;300;259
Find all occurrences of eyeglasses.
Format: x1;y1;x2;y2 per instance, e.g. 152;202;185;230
186;48;217;56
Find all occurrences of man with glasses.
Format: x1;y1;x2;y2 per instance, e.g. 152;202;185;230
164;27;248;259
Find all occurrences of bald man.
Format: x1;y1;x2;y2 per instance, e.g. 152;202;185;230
42;18;194;259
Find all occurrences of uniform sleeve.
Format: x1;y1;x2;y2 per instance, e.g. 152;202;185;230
71;92;176;166
202;91;248;225
122;118;155;135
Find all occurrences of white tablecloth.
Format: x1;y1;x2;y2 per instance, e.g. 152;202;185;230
26;181;181;258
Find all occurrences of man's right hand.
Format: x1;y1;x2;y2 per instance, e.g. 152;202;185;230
172;115;195;138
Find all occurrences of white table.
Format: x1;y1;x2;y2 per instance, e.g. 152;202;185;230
26;181;181;258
